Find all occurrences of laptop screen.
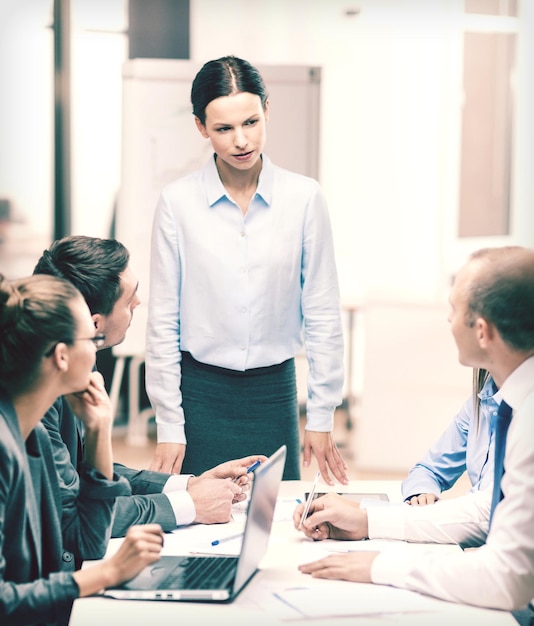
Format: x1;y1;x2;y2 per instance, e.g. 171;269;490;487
233;444;286;594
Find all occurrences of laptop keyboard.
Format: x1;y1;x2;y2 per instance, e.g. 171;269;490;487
161;556;238;590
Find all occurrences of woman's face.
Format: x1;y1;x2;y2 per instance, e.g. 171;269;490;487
195;91;269;173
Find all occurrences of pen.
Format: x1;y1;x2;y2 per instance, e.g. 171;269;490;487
211;532;244;547
233;459;261;482
298;471;321;530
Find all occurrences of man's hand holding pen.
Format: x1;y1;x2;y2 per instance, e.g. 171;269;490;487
294;492;369;541
187;455;267;518
199;455;267;486
232;458;261;483
295;491;378;585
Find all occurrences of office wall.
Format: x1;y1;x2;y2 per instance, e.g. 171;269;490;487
128;0;189;59
0;1;54;236
354;300;470;472
70;0;127;237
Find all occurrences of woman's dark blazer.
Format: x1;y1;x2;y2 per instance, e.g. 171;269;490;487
0;394;129;625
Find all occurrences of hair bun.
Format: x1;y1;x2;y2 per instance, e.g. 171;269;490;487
0;276;24;331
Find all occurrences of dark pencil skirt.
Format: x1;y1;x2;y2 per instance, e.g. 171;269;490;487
179;351;301;480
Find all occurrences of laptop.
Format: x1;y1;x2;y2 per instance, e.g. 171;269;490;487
103;444;287;602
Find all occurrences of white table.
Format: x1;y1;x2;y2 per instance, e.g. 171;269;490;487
69;480;516;626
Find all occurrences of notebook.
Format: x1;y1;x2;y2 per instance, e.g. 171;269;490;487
103;444;287;602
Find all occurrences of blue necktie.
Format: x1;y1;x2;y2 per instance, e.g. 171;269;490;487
489;400;513;527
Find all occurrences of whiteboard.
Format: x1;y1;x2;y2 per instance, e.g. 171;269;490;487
114;58;321;357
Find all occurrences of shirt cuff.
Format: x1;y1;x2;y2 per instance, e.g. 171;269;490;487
163;474;192;493
156;421;186;444
304;410;334;432
367;503;408;541
165;490;196;526
371;550;412;589
402;479;441;501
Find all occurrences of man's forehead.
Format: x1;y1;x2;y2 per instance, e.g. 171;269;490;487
450;262;476;302
119;267;138;290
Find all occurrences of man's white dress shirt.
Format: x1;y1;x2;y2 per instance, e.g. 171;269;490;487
370;356;534;611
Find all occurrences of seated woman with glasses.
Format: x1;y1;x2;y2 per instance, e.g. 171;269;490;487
0;273;164;625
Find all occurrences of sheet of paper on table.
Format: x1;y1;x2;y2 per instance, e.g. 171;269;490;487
272;582;442;619
269;538;461;619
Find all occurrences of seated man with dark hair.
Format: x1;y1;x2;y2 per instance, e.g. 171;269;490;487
34;235;265;549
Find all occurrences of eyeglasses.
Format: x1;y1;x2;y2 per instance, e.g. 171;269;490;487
44;334;106;357
76;335;106;349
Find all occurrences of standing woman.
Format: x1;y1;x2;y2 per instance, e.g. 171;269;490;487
0;274;164;625
146;55;348;484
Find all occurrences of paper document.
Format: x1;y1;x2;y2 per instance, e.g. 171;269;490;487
299;538;460;563
186;524;246;556
273;583;440;618
232;496;302;523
